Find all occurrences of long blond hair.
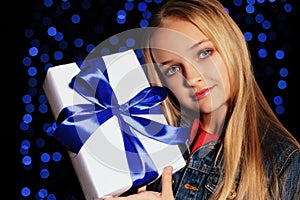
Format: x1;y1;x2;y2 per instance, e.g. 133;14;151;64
142;0;300;199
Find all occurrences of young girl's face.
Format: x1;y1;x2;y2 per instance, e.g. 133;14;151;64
150;18;230;117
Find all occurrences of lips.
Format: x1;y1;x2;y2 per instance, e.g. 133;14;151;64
194;87;212;100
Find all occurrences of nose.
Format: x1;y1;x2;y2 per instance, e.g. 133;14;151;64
183;64;202;86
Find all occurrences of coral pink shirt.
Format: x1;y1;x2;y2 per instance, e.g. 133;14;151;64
189;119;220;156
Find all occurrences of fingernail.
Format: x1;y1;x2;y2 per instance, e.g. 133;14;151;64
165;166;173;173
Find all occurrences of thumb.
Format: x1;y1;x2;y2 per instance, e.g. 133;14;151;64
161;166;174;199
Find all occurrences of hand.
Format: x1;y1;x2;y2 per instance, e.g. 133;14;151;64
105;166;175;200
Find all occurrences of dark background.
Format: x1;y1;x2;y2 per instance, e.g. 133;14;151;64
15;0;299;199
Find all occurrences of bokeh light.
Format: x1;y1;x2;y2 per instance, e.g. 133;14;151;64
16;0;299;199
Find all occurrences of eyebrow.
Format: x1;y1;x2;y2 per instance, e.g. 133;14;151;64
156;39;211;67
190;39;210;49
157;61;171;68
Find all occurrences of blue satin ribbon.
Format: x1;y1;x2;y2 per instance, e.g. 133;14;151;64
53;57;190;191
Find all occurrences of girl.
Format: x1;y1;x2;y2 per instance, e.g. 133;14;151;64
107;0;300;199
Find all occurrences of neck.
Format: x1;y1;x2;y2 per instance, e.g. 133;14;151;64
200;105;227;136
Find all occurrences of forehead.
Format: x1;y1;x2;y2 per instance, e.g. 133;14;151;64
150;19;208;54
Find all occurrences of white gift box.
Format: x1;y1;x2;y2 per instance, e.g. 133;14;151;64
43;49;186;200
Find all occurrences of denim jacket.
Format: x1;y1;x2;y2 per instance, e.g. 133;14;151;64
147;131;300;199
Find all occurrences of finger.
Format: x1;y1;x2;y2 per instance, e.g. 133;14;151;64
137;186;147;193
104;197;126;200
111;192;160;200
161;166;174;198
104;190;160;200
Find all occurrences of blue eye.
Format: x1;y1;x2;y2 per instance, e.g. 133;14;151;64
166;65;180;76
199;49;212;59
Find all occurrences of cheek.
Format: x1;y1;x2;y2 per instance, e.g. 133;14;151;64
208;57;229;85
213;65;231;99
217;63;230;87
164;78;186;99
162;72;182;88
165;78;183;96
165;79;194;108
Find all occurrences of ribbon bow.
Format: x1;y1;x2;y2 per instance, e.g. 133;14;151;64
53;57;190;191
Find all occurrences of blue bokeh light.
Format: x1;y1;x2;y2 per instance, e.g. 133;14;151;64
41;152;51;163
258;48;268;58
22;155;32;166
125;2;134;11
22;94;32;104
71;14;81;24
23;114;33;124
257;33;267;42
278;80;287;90
245;5;255;14
262;20;271;29
138;2;147;11
23;57;32;66
47;27;57;37
40;168;50;179
29;47;39;56
275;50;285;60
276;105;285;115
52;152;62;162
21;187;31;197
38;188;48;199
274;95;283;105
279;68;288;77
